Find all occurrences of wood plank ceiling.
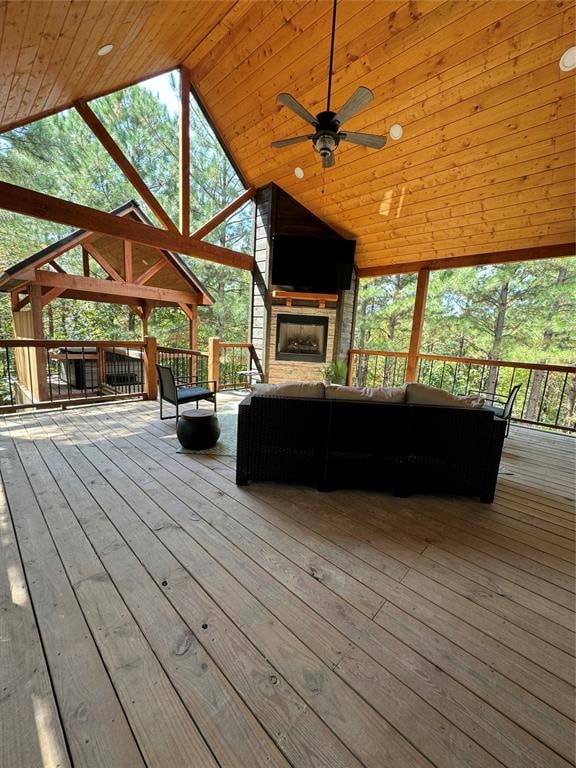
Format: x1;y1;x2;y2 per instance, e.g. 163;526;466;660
0;0;574;273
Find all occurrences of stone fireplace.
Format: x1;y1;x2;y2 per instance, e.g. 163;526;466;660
250;183;358;384
275;314;329;363
267;304;336;383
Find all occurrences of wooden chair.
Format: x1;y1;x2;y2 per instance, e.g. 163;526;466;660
156;364;216;420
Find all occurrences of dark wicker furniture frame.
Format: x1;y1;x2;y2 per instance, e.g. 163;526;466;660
236;395;507;503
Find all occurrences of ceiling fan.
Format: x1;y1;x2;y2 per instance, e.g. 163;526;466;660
271;0;386;169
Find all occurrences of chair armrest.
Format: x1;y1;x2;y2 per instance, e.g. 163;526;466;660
463;389;506;406
177;380;217;391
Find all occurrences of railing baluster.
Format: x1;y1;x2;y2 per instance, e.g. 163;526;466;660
554;372;569;427
536;370;550;424
520;369;532;421
5;347;14;405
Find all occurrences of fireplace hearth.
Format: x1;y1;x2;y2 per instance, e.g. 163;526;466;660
275;314;328;363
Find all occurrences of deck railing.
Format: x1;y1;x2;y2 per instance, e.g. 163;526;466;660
208;338;263;390
0;338;157;413
157;345;208;385
348;349;576;432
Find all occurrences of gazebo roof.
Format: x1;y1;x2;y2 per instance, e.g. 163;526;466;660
0;200;214;307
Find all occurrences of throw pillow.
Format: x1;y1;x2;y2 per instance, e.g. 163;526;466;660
325;384;406;403
406;383;484;408
252;381;326;399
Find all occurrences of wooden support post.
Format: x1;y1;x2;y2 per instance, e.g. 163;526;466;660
143;335;157;401
347;350;356;386
141;303;152;339
124;240;133;282
189;304;198;378
406;268;430;382
82;247;90;276
29;284;49;401
208;336;220;392
179;66;191;238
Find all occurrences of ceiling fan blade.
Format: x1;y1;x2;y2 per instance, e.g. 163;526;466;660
333;86;374;126
322;152;336;169
277;93;318;126
340;131;387;149
271;134;314;148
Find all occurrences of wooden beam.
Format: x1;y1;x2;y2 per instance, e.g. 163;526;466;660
41;287;66;307
191;187;255;240
179;66;191;238
49;260;66;273
178;302;196;322
127;303;143;320
124;240;133;282
0;181;254;270
83;242;124;282
136;258;166;285
357;243;576;277
15;295;30;311
75;99;177;232
406;269;430;383
82;247;90;276
28;269;201;306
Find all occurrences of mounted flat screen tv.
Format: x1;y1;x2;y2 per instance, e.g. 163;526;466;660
271;234;356;292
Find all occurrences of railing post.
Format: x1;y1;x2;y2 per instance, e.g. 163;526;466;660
208;336;220;391
347;350;355;386
406;268;430;383
143;335;157;400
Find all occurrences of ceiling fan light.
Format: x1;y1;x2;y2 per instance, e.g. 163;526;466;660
389;123;403;140
314;133;337;157
559;46;576;72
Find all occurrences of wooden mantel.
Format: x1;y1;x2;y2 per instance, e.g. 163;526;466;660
272;290;339;309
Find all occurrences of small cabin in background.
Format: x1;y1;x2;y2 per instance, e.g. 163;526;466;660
0;201;212;404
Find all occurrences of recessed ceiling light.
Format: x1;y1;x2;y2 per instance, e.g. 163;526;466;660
389;123;403;140
294;167;304;179
97;44;114;57
559;46;576;72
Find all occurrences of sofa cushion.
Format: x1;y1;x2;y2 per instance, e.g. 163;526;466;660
326;384;406;403
252;381;325;399
406;382;484;408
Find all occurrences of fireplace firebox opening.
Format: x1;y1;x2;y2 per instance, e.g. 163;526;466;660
275;314;329;363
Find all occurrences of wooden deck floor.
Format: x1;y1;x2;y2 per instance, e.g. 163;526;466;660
1;398;574;768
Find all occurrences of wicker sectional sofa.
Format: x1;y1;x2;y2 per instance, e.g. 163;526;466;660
236;383;507;503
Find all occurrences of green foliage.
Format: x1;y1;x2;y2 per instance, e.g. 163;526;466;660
321;358;348;384
356;259;575;366
0;73;252;347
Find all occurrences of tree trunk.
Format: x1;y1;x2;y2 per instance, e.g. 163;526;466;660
525;265;568;423
47;302;55;337
524;369;545;422
485;280;509;397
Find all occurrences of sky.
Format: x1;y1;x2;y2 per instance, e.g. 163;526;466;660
140;72;180;116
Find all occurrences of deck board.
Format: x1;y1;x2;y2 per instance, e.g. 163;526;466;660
1;398;574;768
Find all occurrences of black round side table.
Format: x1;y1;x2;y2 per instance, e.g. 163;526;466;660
177;409;220;450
